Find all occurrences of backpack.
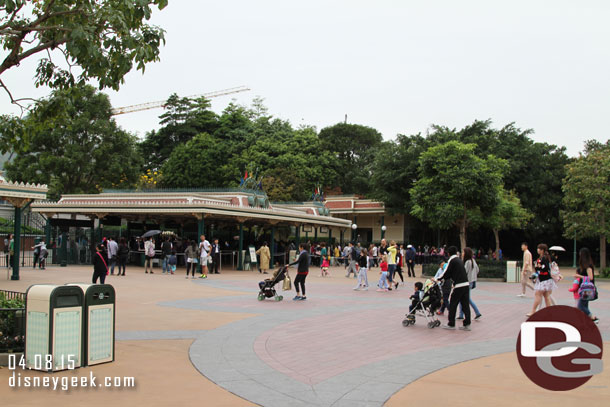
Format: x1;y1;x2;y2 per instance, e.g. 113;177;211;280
578;277;597;301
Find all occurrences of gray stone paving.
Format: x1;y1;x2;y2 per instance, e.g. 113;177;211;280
115;278;610;407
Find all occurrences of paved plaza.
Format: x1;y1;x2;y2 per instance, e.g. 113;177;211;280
1;265;609;406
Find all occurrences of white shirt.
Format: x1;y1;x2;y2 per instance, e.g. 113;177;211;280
108;240;119;257
199;240;210;258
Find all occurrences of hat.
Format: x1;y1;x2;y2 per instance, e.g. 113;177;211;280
407;245;413;249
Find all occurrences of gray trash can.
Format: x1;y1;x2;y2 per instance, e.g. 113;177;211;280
25;285;84;371
66;283;115;366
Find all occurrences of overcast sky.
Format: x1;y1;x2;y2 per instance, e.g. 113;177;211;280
2;0;609;156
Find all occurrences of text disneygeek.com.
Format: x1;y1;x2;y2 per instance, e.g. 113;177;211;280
8;371;136;391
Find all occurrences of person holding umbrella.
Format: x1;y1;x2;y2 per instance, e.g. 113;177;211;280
142;230;161;274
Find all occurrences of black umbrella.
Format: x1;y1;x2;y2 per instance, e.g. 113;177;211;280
142;230;161;238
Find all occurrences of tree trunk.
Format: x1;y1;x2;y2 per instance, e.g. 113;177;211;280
459;219;467;253
493;228;500;257
601;234;607;271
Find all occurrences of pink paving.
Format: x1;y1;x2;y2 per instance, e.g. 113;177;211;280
249;280;608;385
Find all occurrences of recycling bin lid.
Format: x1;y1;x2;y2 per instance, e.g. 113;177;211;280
66;283;115;305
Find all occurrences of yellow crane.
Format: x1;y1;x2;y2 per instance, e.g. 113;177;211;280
111;85;250;115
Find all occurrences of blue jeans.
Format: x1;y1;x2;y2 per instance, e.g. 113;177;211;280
387;264;396;283
578;298;591;316
378;271;388;289
459;282;481;318
355;268;368;288
162;255;171;273
109;257;116;274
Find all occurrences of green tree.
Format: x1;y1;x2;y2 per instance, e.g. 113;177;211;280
140;95;218;170
2;85;143;199
369;134;429;213
472;188;532;255
318;123;383;195
562;140;610;270
160;132;239;189
410;141;506;250
0;0;167;108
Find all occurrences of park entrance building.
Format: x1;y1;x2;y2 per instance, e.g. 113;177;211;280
30;189;352;269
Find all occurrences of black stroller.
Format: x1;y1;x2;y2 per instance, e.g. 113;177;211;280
257;266;288;301
402;279;443;328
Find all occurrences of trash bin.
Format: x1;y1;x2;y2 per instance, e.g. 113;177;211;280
506;261;518;283
25;285;84;371
66;284;115;366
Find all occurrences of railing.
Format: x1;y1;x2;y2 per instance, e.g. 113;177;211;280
0;290;25;302
102;187;267;195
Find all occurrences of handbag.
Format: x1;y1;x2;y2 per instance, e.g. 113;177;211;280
283;273;292;291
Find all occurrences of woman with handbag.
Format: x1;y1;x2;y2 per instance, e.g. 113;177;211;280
92;244;109;284
575;247;599;324
185;240;199;279
458;247;482;321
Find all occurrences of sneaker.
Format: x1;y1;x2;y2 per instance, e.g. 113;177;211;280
475;314;482;321
299;296;307;301
150;271;154;274
362;287;368;291
199;274;207;279
353;287;360;291
517;293;525;297
442;324;456;330
191;276;196;279
293;296;302;301
592;317;599;324
145;271;148;274
185;276;189;279
436;311;443;316
459;325;472;331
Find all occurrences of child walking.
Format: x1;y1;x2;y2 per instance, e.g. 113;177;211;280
320;242;331;277
168;250;177;275
377;255;389;291
568;277;581;306
354;248;369;290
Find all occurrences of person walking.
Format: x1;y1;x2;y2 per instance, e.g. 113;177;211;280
405;245;416;277
345;242;359;278
117;237;129;276
92;244;108;284
198;234;211;279
353;248;369;290
377;255;389;291
433;261;452;315
458;247;482;321
211;238;221;274
575;247;599;324
386;240;398;290
320;242;330;277
256;242;271;274
106;237;118;275
527;244;555;317
144;237;155;274
370;244;378;268
439;246;472;331
38;240;48;270
288;243;310;301
185;240;198;279
161;237;172;274
517;242;535;297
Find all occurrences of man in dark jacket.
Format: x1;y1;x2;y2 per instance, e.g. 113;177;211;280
405;245;416;277
92;244;108;284
211;238;221;274
288;243;309;301
438;246;471;330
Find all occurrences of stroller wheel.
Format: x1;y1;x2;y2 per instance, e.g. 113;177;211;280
257;294;264;301
427;321;435;329
402;319;410;327
278;295;284;301
274;295;281;301
434;320;441;327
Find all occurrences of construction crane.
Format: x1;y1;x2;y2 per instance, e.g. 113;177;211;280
111;85;250;115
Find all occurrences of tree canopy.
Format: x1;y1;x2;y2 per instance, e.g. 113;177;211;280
562;140;610;269
2;84;143;199
0;0;167;109
410;141;507;250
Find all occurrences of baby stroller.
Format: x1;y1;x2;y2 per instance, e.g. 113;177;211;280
403;279;443;329
257;266;288;301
